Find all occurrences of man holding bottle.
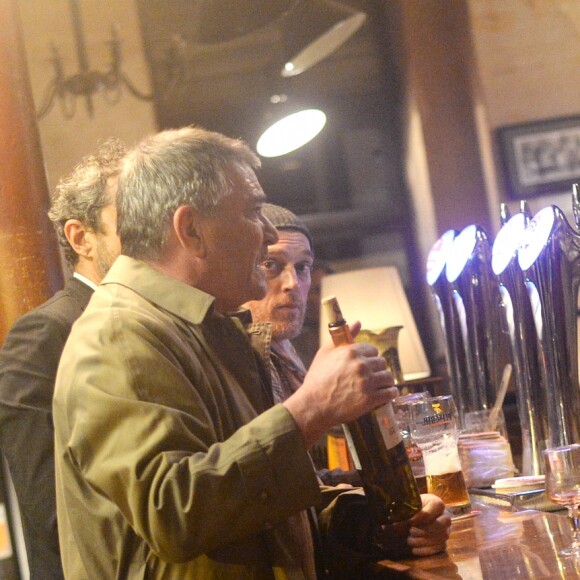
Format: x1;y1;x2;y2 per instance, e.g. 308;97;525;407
244;203;451;573
53;127;419;579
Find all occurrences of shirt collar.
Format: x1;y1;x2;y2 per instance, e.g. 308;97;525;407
73;271;98;291
101;255;216;325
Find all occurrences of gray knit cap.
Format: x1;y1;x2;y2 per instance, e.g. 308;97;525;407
261;203;314;250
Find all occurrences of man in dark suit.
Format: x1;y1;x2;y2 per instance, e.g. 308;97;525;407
0;139;125;579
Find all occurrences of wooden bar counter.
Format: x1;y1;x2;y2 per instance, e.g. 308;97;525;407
370;499;580;578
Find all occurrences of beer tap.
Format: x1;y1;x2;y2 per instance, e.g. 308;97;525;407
572;183;580;231
492;202;547;475
518;205;580;447
445;225;505;415
426;230;469;423
499;202;511;227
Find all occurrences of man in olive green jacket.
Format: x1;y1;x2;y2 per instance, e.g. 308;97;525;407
53;127;397;578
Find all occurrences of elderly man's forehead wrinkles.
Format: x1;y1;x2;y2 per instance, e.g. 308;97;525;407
234;164;264;195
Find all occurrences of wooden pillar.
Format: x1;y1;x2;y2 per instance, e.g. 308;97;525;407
0;0;64;343
395;0;491;235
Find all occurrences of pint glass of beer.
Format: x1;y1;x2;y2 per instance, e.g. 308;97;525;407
409;395;471;517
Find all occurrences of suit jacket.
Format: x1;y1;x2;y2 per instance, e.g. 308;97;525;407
0;276;93;580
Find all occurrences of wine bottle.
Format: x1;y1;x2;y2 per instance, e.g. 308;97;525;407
322;295;422;526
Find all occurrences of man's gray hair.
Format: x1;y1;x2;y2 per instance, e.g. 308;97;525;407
48;138;127;267
117;126;260;260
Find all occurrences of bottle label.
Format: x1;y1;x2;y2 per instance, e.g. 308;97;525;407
374;403;402;450
407;444;423;461
327;431;353;471
407;443;426;478
342;424;362;470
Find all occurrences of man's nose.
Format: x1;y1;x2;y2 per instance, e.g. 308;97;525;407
262;215;278;245
280;266;299;288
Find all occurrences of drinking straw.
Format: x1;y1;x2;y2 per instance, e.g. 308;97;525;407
489;363;513;432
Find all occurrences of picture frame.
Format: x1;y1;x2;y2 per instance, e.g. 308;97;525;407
497;116;580;199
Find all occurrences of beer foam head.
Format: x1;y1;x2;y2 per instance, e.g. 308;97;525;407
422;445;462;475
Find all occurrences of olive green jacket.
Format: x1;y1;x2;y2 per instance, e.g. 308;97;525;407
53;256;321;579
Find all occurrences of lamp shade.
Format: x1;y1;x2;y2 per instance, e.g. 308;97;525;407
280;0;367;77
319;267;431;380
256;108;326;157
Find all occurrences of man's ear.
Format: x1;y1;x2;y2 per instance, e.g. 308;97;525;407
63;219;93;258
173;205;205;256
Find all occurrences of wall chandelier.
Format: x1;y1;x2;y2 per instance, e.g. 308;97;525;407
36;0;184;119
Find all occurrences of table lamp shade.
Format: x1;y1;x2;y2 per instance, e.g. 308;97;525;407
320;266;431;380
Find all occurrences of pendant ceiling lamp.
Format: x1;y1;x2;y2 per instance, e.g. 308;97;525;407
279;0;367;77
256;108;326;157
192;0;367;157
192;0;367;79
257;0;366;155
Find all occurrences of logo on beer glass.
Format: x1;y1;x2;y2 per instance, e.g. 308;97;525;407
422;412;453;426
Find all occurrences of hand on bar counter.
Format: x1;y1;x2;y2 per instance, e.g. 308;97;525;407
318;490;451;577
374;493;451;557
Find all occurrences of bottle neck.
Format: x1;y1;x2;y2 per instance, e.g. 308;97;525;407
328;323;353;347
385;346;405;385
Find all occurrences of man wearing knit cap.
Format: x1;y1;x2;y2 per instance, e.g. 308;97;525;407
244;203;450;575
245;204;314;403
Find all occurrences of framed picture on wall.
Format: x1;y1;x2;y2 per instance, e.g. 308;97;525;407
497;116;580;199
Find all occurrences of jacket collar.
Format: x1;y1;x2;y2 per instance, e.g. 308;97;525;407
101;255;215;325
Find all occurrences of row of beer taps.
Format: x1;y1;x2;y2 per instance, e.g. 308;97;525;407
426;184;580;476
